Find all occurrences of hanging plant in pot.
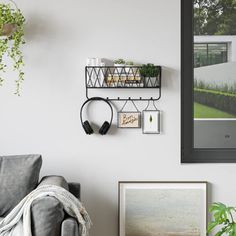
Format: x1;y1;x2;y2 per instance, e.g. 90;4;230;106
114;59;126;74
0;1;25;95
139;63;160;87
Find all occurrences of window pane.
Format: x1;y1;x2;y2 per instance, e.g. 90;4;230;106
194;44;207;68
193;0;236;148
207;44;227;66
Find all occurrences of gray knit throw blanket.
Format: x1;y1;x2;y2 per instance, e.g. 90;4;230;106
0;185;92;236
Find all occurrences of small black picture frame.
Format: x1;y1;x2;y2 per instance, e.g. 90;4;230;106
142;110;160;134
117;111;141;128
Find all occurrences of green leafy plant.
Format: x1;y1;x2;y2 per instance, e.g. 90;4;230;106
208;202;236;236
114;58;125;64
139;63;160;77
125;61;134;66
194;79;236;95
0;2;25;95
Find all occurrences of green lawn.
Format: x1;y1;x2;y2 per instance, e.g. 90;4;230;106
194;102;236;118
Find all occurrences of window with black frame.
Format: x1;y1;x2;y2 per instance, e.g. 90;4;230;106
181;0;236;162
194;43;228;68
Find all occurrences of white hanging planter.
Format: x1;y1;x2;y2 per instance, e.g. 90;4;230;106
0;0;25;95
114;63;125;74
0;23;17;37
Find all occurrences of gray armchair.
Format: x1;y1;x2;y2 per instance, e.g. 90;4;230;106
0;155;81;236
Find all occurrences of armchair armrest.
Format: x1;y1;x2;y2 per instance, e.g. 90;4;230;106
31;176;69;236
31;196;65;236
61;217;80;236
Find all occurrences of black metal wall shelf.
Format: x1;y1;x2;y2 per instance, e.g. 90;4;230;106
85;66;162;101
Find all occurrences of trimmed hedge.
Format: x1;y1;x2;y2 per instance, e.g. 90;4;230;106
194;80;236;95
194;88;236;115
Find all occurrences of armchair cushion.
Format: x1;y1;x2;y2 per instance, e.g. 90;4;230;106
0;154;42;216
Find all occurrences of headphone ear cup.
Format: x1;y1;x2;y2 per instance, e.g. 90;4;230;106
83;120;94;135
99;121;110;135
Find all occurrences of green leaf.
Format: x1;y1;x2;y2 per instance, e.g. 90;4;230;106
207;221;218;233
208;202;236;235
149;115;153;123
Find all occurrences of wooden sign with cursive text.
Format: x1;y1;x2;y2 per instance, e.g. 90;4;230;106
118;112;141;128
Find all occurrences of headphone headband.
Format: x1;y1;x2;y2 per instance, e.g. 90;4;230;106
80;97;113;128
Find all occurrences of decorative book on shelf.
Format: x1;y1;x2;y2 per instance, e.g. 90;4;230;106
85;66;162;101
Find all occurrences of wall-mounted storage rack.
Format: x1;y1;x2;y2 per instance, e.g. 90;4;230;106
85;66;162;101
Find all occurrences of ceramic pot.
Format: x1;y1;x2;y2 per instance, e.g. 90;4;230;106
144;77;159;87
1;23;17;37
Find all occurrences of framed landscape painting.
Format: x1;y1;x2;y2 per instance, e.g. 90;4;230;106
119;181;207;236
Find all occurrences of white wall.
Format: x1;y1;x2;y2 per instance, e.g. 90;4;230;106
0;1;236;236
195;61;236;85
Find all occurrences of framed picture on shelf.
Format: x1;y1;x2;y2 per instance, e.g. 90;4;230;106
117;112;141;128
142;110;160;134
119;181;207;236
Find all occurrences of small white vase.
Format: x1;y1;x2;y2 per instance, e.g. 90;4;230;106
145;77;158;87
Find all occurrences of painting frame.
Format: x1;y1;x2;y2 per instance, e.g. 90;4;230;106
118;181;208;236
117;111;141;129
142;110;161;134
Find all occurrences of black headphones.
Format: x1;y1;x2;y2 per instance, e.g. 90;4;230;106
80;97;113;135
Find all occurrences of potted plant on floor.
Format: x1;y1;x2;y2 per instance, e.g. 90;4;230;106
139;63;160;87
0;1;26;95
208;202;236;235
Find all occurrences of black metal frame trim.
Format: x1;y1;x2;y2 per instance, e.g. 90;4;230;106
181;0;236;163
85;66;162;101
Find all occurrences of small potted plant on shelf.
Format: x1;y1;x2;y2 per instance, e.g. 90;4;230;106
208;202;236;235
0;1;26;96
139;63;160;87
114;58;125;74
125;61;134;73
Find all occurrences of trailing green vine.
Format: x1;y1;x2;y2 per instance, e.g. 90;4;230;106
0;2;25;95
